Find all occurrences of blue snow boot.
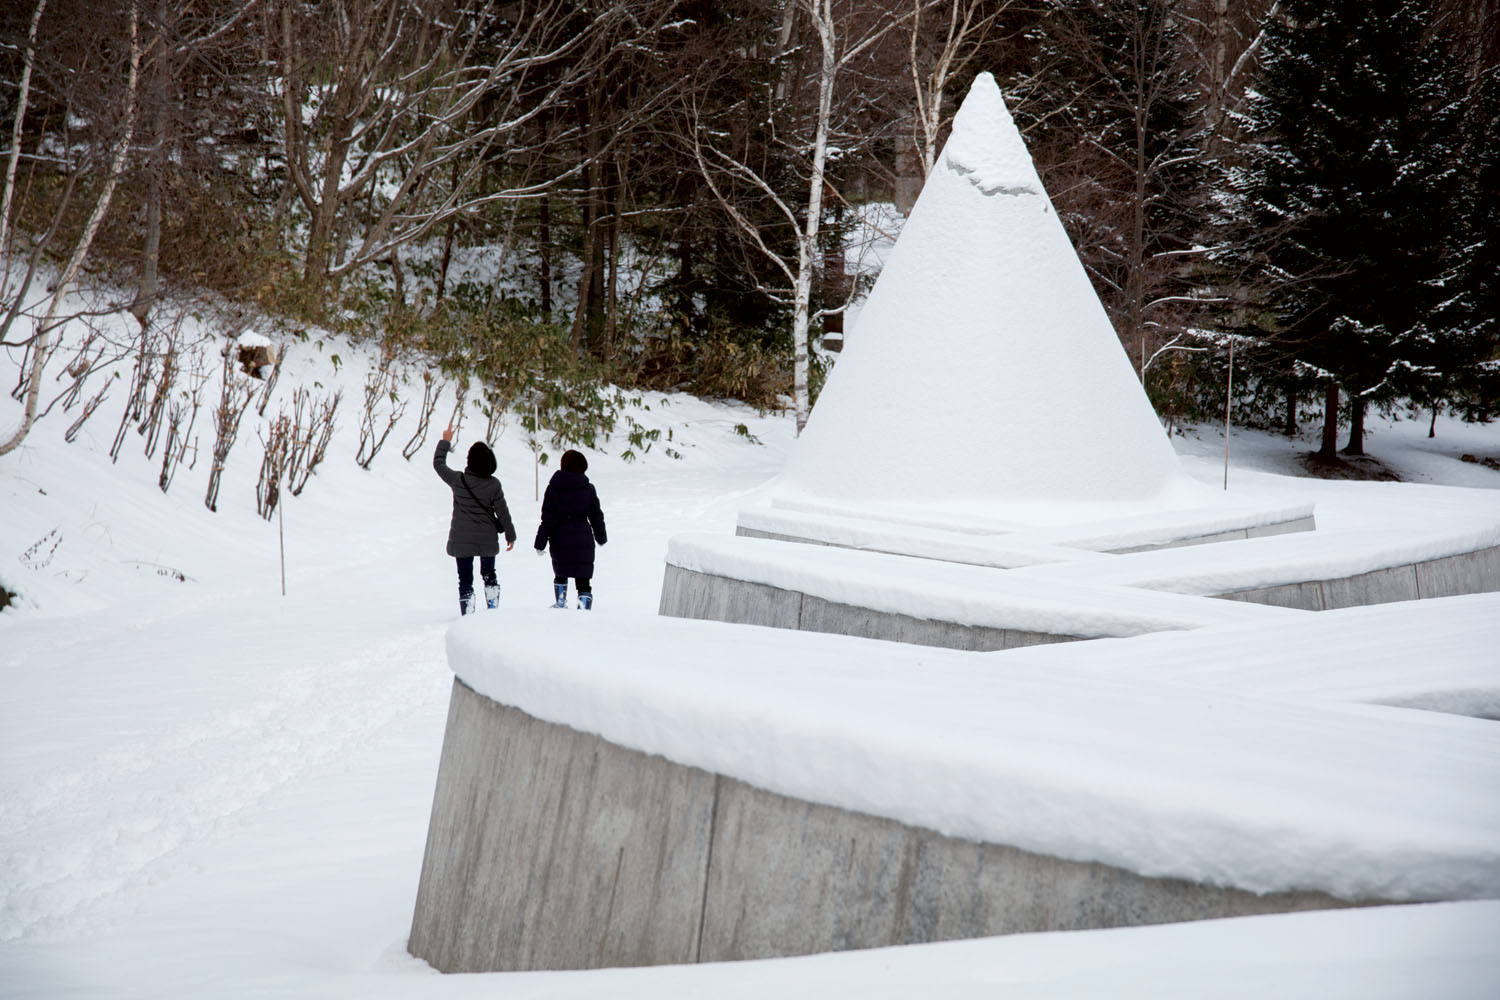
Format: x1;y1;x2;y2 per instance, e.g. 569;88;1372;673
459;596;474;616
578;592;593;611
485;584;500;610
553;582;568;609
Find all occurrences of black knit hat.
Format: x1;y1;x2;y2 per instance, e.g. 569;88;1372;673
560;449;588;474
466;442;497;478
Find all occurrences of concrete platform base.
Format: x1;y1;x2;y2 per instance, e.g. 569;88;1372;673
409;679;1363;973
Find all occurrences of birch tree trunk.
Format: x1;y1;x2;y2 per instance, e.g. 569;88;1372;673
790;2;840;435
0;0;46;267
1;4;142;456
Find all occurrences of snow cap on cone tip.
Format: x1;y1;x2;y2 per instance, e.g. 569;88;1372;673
943;72;1044;198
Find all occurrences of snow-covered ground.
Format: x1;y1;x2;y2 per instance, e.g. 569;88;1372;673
3;301;1500;996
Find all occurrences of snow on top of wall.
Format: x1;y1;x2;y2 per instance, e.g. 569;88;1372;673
446;606;1500;902
999;592;1500;720
737;499;1318;567
1014;520;1500;595
778;72;1193;509
665;532;1303;637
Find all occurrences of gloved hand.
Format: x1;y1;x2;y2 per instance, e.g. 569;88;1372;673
535;548;545;557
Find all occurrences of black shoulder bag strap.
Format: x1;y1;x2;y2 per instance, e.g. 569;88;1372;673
460;473;503;533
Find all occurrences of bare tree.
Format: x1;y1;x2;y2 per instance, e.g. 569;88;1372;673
1022;0;1218;380
689;1;914;435
273;0;626;292
906;0;1003;176
1;0;143;456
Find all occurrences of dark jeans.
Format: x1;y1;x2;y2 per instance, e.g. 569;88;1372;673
457;556;497;601
554;574;590;593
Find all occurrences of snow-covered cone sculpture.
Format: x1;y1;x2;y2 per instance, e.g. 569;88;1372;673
781;73;1193;510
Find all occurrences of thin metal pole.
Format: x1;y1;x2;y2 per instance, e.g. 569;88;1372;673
1223;339;1235;490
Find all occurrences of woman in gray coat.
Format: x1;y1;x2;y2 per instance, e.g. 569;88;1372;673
434;426;516;614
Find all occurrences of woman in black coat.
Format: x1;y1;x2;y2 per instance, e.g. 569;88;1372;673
533;449;607;609
434;427;516;615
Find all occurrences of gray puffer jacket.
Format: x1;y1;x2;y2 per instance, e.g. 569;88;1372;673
433;439;516;557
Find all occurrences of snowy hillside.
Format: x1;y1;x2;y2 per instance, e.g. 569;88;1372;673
3;307;1500;997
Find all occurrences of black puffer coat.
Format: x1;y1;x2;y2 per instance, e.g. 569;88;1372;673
533;469;607;578
434;439;516;557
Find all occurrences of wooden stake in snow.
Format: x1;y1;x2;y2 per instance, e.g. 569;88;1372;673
1224;338;1235;490
278;470;286;597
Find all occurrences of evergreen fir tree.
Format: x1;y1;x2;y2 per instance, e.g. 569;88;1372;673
1216;0;1473;456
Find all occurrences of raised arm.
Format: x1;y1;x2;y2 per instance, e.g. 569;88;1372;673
433;427;460;487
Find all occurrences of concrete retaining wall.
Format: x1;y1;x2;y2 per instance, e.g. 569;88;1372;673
659;563;1081;651
1213;544;1500;611
409;679;1359;973
661;544;1500;643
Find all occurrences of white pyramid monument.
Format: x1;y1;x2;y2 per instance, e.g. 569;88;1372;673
779;73;1196;512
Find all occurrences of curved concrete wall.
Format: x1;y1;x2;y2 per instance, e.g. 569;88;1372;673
659;563;1082;650
409;679;1359;973
1213;544;1500;611
660;545;1500;648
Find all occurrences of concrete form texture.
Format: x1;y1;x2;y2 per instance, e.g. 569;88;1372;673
1213;544;1500;611
410;680;1358;973
660;564;1084;651
408;683;716;973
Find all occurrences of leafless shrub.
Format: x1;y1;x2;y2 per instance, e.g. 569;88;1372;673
255;343;286;417
255;413;292;520
51;328;105;412
400;370;445;460
446;385;467;441
355;356;407;470
256;385;342;514
288;388;341;496
64;383;110;443
109;327;156;463
158;364;207;493
481;384;507;443
204;352;255;512
139;336;177;459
